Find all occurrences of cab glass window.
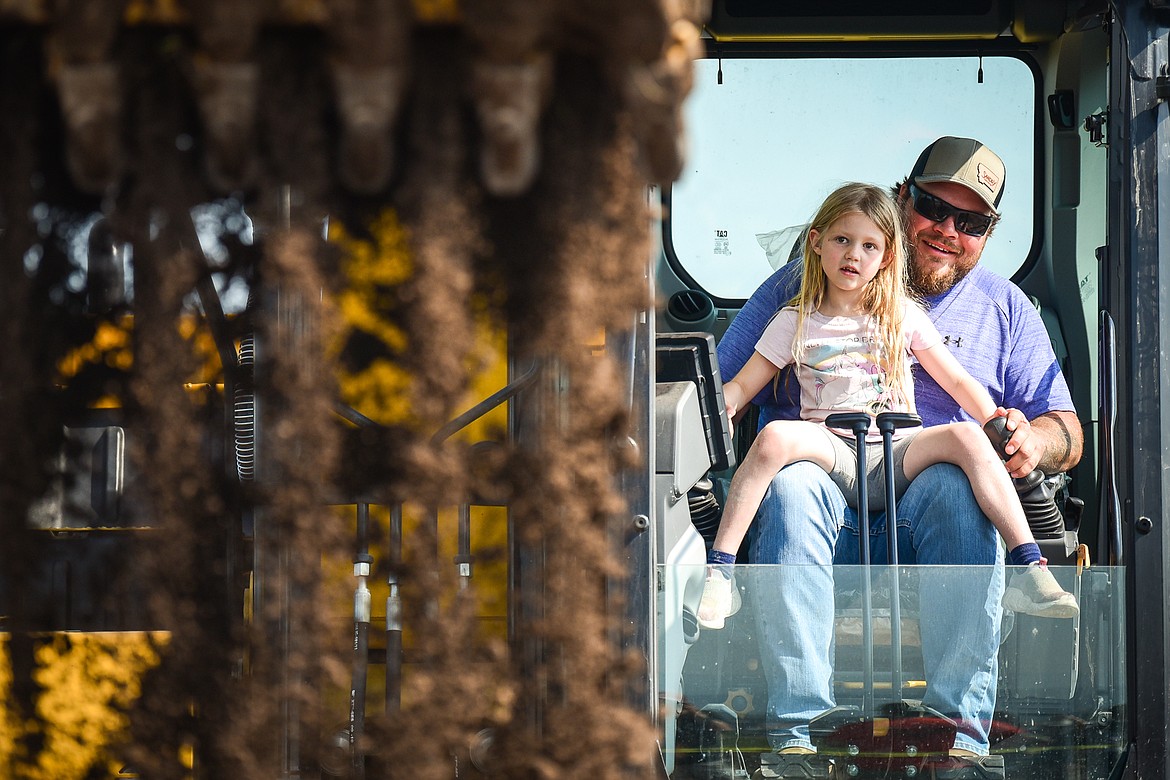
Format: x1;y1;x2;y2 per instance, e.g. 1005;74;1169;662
667;56;1037;302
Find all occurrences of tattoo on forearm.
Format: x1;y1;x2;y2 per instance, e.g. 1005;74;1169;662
1041;416;1074;472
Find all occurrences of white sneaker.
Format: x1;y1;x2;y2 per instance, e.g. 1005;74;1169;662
1003;561;1079;619
697;568;741;630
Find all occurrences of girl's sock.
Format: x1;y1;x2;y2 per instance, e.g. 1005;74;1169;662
1007;542;1042;567
707;549;736;578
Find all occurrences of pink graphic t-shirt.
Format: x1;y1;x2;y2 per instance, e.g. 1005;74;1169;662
753;303;942;441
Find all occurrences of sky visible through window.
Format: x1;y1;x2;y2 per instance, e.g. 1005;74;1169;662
668;56;1036;301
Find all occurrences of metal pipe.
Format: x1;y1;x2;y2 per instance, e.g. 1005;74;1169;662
876;412;921;704
456;503;472;590
826;412;873;718
385;504;402;714
349;503;372;780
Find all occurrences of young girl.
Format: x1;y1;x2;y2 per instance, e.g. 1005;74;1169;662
698;182;1077;629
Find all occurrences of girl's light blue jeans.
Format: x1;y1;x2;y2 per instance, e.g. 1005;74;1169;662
749;460;1005;756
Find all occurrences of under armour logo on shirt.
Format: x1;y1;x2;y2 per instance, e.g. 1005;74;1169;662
943;335;964;348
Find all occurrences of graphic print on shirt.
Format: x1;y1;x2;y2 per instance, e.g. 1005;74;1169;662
804;333;895;418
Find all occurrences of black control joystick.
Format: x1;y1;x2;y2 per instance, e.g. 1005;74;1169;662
982;416;1065;539
983;416;1044;491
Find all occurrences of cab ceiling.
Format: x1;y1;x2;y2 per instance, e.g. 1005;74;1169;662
704;0;1095;44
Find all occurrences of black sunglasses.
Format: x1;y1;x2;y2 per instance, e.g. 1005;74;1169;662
908;184;997;237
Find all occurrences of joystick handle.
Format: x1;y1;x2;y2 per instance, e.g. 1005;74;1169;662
982;416;1044;491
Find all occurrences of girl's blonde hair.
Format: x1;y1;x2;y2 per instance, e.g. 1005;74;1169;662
788;182;915;409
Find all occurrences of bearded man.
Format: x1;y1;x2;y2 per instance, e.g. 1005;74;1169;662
716;137;1083;779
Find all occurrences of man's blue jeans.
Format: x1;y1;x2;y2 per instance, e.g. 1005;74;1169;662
749;461;1005;756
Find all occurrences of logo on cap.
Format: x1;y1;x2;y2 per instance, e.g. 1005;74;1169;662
976;163;1000;194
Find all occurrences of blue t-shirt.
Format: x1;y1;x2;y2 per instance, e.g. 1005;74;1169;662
716;262;1074;430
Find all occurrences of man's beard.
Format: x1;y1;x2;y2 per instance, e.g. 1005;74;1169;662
908;249;978;297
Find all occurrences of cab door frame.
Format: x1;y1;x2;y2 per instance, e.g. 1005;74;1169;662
1105;3;1170;777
